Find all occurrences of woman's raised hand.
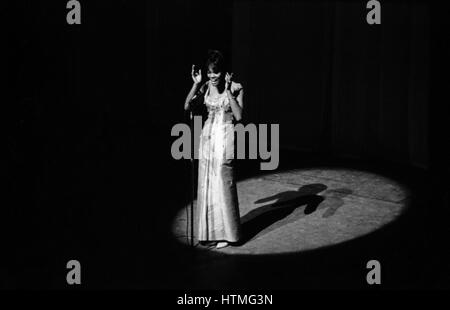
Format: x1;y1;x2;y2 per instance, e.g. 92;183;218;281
191;65;202;84
225;72;233;90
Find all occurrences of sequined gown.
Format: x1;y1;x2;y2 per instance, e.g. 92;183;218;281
197;81;243;242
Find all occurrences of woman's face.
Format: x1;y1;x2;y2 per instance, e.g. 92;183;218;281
207;65;222;86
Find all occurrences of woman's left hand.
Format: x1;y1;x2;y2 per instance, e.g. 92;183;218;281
225;72;233;90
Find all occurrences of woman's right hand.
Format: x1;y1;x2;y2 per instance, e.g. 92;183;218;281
191;64;202;85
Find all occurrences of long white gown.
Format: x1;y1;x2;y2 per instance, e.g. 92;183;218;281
197;81;243;242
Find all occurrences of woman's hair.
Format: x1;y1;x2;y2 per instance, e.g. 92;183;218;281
205;49;225;73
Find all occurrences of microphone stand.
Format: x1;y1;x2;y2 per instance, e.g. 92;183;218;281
186;83;202;247
189;110;195;247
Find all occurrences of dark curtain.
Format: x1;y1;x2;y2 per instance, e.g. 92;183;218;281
6;1;149;287
145;1;430;169
232;0;429;168
6;0;438;288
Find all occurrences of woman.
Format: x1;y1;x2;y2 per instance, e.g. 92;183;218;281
184;50;244;249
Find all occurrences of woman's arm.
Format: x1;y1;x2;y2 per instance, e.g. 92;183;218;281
184;82;201;111
185;65;203;110
226;83;244;121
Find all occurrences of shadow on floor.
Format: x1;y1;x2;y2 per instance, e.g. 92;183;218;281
237;184;329;244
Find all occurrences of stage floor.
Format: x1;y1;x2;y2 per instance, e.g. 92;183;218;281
173;167;409;255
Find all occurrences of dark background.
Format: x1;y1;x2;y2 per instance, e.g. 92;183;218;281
4;0;450;289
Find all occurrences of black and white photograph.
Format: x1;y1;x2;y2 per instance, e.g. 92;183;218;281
5;0;450;299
